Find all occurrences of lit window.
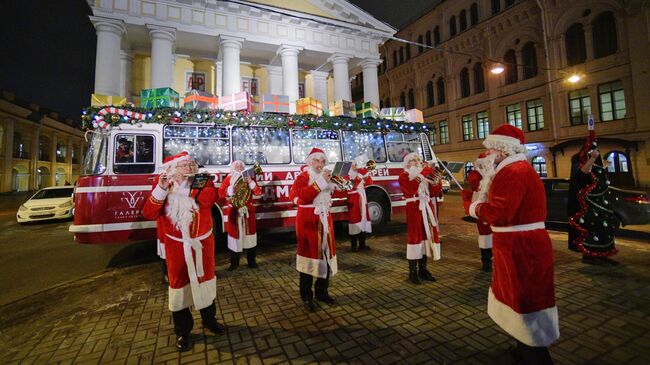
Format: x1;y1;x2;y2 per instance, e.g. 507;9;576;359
506;103;522;129
568;88;591;125
526;99;544;131
598;80;626;121
462;115;474;141
531;156;547;177
476;111;489;139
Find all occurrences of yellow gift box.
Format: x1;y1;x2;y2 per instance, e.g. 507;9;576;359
91;94;127;107
295;97;323;116
328;100;356;118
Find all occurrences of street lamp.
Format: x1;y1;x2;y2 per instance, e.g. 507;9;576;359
567;74;581;83
490;63;504;74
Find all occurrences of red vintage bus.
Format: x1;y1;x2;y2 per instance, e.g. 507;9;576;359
70;121;439;243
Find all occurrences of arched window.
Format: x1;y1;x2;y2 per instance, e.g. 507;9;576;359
465;161;474;179
459;68;470;98
491;0;501;15
470;3;479;26
417;35;424;54
522;42;538;79
605;151;629;173
565;23;586;66
531;156;547;177
405;44;411;60
434;26;441;45
473;62;485;94
399;47;404;64
593;12;618;58
425;31;432;46
400;92;406;108
408;89;415;109
459;10;467;31
505;0;515;6
13;132;27;159
504;49;518;84
426;81;435;107
449;16;457;37
437;78;446;104
392;50;397;68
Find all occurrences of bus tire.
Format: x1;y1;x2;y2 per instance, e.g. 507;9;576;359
367;189;389;227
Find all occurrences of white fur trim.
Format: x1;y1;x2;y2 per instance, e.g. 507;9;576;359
168;277;216;311
227;233;257;252
152;185;168;201
306;152;327;164
469;200;481;219
406;241;426;260
478;234;493;249
227;186;234;196
315;176;329;191
157;239;166;259
296;254;338;278
495;153;528;173
487;287;560;347
248;181;256;190
348;221;372;235
163;154;192;169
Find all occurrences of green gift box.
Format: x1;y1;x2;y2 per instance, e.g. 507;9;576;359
140;87;180;109
355;101;379;119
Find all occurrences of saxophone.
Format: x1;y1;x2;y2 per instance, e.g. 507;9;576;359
230;162;263;209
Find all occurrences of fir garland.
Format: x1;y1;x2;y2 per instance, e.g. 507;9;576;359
81;105;435;134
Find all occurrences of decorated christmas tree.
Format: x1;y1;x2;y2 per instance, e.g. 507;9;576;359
568;115;619;257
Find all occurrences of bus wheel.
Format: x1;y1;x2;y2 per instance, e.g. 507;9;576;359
367;190;389;227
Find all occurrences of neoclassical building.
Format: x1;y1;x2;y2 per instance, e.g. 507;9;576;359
378;0;650;188
0;92;87;193
88;0;395;112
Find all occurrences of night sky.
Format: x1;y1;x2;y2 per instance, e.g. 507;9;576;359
0;0;437;122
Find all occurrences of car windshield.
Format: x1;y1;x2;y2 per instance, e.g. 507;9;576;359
31;188;73;199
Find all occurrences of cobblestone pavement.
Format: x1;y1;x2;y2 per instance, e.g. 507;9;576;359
1;214;649;364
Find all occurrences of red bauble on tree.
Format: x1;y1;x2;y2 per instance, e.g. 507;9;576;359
171;116;182;123
288;120;295;127
303;125;310;130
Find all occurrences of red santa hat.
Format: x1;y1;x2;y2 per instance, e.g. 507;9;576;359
482;125;527;155
162;151;193;169
305;147;327;164
402;152;422;169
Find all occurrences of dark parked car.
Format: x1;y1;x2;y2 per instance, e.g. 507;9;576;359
542;178;650;226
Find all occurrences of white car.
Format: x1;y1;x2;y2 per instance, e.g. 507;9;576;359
16;186;75;223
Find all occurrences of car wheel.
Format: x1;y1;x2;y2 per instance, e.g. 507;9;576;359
367;190;389;227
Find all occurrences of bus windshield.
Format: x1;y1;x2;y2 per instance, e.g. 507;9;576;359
81;131;108;175
386;132;422;162
292;129;341;163
163;125;230;166
342;130;387;163
232;126;290;164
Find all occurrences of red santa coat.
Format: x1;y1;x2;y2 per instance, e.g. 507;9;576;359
464;170;493;249
398;166;443;260
218;174;261;252
142;178;217;311
347;168;373;235
469;154;559;347
290;170;342;278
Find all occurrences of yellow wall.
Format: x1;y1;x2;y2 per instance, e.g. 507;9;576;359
131;54;150;102
173;57;195;97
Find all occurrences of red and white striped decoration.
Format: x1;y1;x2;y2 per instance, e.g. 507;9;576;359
94;107;146;129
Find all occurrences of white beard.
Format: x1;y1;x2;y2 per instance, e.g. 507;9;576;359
406;166;423;180
166;189;198;232
229;172;242;188
475;154;498;200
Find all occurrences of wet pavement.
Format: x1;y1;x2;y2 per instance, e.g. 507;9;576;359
1;205;649;364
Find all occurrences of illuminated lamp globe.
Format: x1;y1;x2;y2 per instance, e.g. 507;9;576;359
490;63;505;74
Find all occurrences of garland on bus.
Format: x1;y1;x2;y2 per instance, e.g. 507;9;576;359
81;105;436;134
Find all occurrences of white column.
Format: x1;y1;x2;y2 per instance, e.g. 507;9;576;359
119;50;133;98
215;60;223;97
90;16;126;96
277;45;303;113
358;58;381;106
309;70;329;106
2;118;15;192
219;35;244;95
266;65;284;95
329;53;352;101
148;25;176;89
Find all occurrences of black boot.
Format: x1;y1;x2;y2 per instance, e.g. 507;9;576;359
247;247;258;268
408;260;421;284
299;273;316;312
350;234;358;252
200;303;225;334
480;248;493;272
315;268;336;305
418;257;436;281
359;232;370;251
161;259;169;284
227;251;240;271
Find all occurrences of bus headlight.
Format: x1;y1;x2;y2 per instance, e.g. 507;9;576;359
59;201;73;208
19;204;27;211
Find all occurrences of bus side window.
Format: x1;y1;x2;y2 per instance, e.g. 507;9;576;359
114;134;156;174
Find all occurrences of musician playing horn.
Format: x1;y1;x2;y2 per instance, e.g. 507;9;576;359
218;160;262;270
347;153;373;252
142;151;224;352
398;152;443;284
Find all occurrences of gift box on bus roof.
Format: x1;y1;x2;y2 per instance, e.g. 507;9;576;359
328;100;356;118
140;87;180;109
219;91;254;112
405;109;424;123
295;97;323;116
183;90;218;109
355;101;379;119
91;94;127;107
379;107;406;121
261;94;290;113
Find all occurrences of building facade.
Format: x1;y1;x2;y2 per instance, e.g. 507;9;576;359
87;0;395;113
378;0;650;188
0;92;86;193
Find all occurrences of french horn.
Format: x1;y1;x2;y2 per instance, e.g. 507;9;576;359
230;162;262;209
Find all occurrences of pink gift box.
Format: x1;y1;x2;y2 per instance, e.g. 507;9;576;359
219;91;254;112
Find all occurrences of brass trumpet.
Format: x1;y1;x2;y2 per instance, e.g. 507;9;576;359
231;162;263;208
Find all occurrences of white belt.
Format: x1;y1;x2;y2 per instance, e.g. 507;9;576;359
299;203;333;263
490;222;545;232
166;230;212;283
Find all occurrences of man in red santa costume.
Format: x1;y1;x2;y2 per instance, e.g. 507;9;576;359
468;125;558;364
462;153;493;272
398;152;442;284
142;151;224;352
347;153;373;252
218;160;262;270
290;147;343;312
